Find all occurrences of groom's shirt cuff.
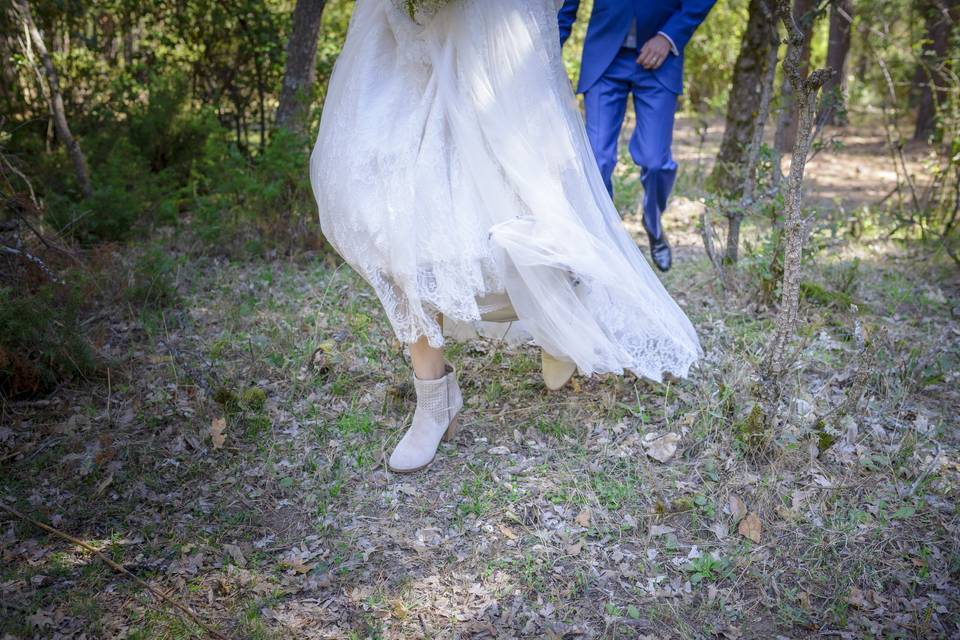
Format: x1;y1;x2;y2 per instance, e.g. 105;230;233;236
657;31;679;56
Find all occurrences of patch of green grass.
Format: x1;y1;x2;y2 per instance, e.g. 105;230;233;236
243;414;272;442
508;352;538;375
209;335;232;360
484;380;505;402
127;606;206;639
239;594;282;640
457;466;496;519
336;409;375;436
330;373;352;396
534;416;576;439
591;473;637;510
518;551;547;593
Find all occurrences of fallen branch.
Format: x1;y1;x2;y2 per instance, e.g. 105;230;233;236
0;502;229;640
700;207;727;287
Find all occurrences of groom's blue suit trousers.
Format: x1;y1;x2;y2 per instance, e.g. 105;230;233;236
583;46;678;241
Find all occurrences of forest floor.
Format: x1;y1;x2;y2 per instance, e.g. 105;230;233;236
2;120;959;639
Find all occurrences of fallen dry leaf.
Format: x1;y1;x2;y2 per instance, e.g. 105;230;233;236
575;508;592;527
644;432;680;463
709;520;728;541
392;599;409;620
729;494;747;523
738;512;761;543
846;586;870;609
210;417;227;449
498;524;518;540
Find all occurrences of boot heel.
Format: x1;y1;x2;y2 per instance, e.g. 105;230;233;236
442;414;460;442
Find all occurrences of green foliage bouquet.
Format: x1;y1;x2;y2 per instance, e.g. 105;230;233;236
398;0;452;23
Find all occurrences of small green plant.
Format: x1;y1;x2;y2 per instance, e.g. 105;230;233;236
125;245;179;309
212;386;239;409
457;468;494;518
240;386;267;411
687;554;730;585
734;404;768;452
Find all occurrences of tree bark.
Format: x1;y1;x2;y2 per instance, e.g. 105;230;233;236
762;9;834;430
275;0;327;133
724;23;780;264
12;0;93;199
709;0;777;197
775;0;818;152
823;0;853;126
913;0;958;141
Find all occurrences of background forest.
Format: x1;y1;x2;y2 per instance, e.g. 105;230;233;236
1;0;959;638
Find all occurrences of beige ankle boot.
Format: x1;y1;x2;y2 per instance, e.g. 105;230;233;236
387;364;464;473
541;350;577;391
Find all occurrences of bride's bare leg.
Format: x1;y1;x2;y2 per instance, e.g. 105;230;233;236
410;335;445;380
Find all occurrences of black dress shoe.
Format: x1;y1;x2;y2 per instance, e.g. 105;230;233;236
645;231;672;272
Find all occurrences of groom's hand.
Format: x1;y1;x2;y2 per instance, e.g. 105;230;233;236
637;34;672;70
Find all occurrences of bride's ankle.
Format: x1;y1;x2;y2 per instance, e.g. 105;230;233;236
413;362;449;381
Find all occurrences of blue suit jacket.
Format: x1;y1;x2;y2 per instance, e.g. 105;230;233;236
559;0;716;95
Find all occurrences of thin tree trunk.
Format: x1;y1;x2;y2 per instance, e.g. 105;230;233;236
823;0;853;126
0;31;21;116
275;0;327;133
775;0;818;152
12;0;93;199
724;18;780;264
710;0;778;197
913;0;958;141
256;54;267;152
762;6;834;430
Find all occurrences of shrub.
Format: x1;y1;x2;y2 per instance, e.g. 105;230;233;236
42;74;217;243
188;126;321;255
0;284;96;397
44;137;159;242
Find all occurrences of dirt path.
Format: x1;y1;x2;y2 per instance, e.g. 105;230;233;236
671;115;931;211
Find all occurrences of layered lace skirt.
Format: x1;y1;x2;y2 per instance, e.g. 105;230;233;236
309;0;702;381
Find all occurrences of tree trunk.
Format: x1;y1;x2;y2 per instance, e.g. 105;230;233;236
0;30;21;116
762;13;834;430
823;0;853;126
775;0;818;152
709;0;778;197
12;0;93;200
913;0;958;141
275;0;327;133
723;23;780;265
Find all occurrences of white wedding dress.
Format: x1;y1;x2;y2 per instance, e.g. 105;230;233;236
310;0;702;382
